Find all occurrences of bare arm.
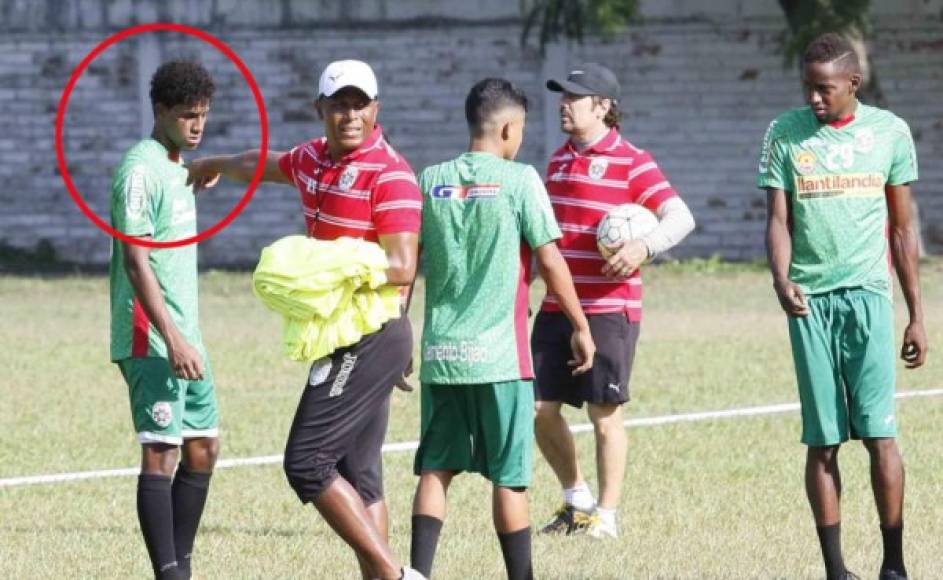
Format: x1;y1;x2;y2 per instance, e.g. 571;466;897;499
123;240;203;380
765;187;809;317
378;234;419;390
377;232;420;286
187;150;290;186
887;183;927;368
536;241;595;375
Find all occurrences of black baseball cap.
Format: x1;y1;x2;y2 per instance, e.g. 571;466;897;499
546;63;621;101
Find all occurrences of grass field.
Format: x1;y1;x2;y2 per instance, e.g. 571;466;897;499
2;261;942;579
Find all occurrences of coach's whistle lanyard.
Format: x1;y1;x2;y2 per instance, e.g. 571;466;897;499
310;163;334;234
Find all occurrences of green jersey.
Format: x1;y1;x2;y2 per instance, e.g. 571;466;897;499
109;138;202;361
419;152;561;384
757;102;918;298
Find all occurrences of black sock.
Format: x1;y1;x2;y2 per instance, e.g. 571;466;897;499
410;515;443;578
171;466;212;579
880;524;906;576
816;523;846;580
497;527;533;580
137;474;179;578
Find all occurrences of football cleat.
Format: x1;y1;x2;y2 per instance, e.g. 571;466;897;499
538;504;598;535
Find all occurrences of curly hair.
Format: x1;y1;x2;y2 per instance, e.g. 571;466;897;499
149;60;215;109
802;32;860;73
593;96;622;129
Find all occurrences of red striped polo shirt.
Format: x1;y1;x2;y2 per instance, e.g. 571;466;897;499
541;128;678;321
278;124;422;242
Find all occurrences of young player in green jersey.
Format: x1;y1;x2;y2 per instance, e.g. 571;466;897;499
760;34;926;580
409;78;595;580
110;61;218;580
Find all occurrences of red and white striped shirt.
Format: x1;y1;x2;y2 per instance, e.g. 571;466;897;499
542;128;678;321
278;125;422;242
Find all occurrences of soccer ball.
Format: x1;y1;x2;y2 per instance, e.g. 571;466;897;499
596;204;658;258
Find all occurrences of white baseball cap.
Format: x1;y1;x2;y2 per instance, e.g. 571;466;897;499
318;59;378;99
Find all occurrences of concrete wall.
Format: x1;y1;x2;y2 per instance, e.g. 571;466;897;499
1;0;941;266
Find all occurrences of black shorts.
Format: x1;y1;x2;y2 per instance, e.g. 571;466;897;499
283;314;412;505
532;311;639;408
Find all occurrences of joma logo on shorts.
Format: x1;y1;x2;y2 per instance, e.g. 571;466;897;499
329;353;357;397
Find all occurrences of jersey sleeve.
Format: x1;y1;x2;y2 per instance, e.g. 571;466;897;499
112;163;159;237
372;163;423;235
757;117;789;190
519;165;562;249
416;168;435;246
626;150;678;212
277;147;299;187
887;119;919;185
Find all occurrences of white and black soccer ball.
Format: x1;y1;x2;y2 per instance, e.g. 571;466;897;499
596;203;658;258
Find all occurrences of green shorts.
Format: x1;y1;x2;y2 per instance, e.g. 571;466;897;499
117;355;219;446
413;380;534;488
788;287;897;446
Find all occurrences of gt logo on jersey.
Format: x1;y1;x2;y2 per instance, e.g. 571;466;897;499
431;185;462;199
431;185;500;200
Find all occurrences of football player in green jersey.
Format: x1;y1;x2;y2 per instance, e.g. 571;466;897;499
409;78;595;580
760;33;926;580
109;61;218;580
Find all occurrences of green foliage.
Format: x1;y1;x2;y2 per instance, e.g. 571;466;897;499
778;0;872;67
655;254;769;275
520;0;641;52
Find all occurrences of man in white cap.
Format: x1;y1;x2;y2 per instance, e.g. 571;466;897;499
187;59;424;580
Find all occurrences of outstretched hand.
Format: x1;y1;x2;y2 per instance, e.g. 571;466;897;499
186;159;221;194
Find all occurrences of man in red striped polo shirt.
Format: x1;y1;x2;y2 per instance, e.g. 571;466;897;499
533;63;695;539
187;60;423;580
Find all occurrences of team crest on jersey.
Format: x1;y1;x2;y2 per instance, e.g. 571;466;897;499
588;158;608;180
152;402;173;428
795;151;817;175
338;166;358;191
853;128;875;154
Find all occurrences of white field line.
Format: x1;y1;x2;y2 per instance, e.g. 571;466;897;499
3;388;942;489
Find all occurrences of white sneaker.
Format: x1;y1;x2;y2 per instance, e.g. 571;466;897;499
588;517;619;539
401;566;428;580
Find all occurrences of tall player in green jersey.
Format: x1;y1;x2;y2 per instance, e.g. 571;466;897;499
760;34;926;580
110;61;219;580
409;79;595;580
